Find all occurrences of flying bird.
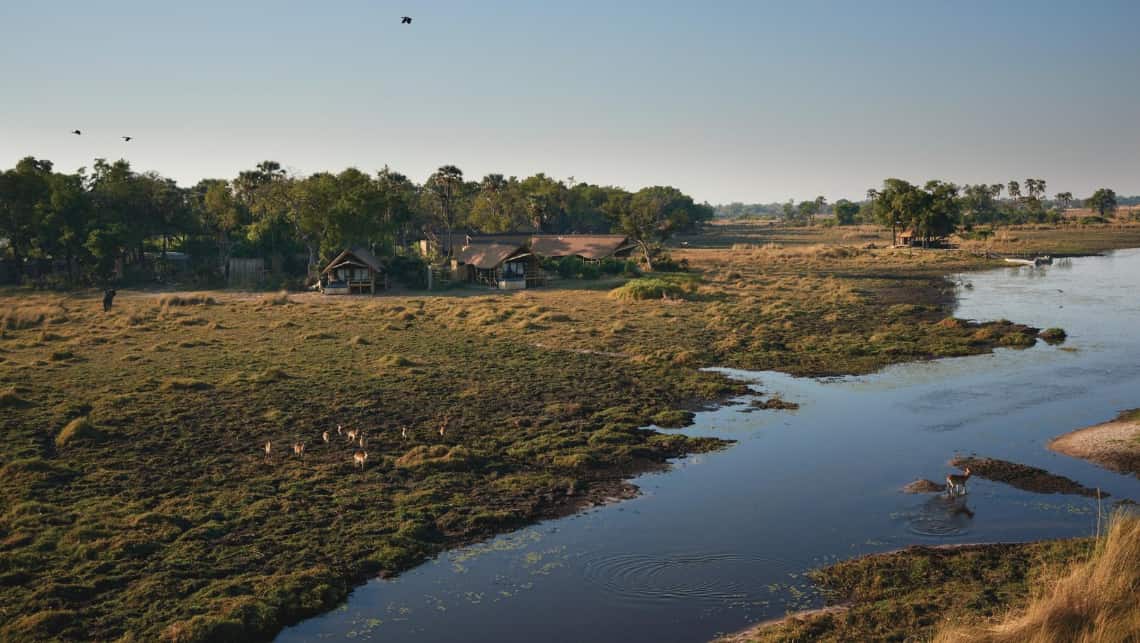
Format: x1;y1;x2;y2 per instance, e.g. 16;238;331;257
401;16;412;24
122;136;132;142
71;130;81;135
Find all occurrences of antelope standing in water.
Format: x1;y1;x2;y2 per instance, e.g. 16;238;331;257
292;442;305;457
353;450;368;470
322;430;330;443
947;467;972;496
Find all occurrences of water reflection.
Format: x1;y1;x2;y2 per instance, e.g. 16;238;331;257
900;495;976;537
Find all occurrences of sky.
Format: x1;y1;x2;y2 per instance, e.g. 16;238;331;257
2;1;1138;204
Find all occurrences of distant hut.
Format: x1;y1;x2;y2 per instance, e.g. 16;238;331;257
897;228;948;248
320;247;386;295
455;240;543;289
528;234;634;262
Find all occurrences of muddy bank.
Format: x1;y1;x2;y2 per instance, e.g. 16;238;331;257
1049;409;1140;478
902;478;945;493
950;456;1106;497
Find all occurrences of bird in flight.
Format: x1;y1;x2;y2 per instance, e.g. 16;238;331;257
401;16;412;24
122;136;132;142
71;129;81;135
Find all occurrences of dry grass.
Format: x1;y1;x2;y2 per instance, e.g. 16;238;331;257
935;513;1140;643
2;303;69;330
157;293;216;308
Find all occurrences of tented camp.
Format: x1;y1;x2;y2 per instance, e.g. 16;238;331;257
455;240;544;289
448;233;633;290
320;247;386;295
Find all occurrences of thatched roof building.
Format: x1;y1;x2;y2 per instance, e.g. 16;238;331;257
528;234;633;260
320;247;385;294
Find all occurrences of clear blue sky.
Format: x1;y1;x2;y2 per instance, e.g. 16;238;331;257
2;1;1138;203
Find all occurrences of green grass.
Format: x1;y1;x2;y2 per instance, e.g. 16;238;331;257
735;539;1093;642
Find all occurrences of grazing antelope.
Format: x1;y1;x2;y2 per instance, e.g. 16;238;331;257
264;441;272;459
353;450;368;470
293;442;305;457
322;430;330;443
947;467;972;496
346;428;359;442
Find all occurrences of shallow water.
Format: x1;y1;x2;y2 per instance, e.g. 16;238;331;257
278;249;1140;642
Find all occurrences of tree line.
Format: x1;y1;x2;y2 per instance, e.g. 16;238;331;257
0;157;714;286
718;179;1127;232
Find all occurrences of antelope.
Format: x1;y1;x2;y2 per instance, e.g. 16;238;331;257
322;431;330;443
293;442;305;457
337;423;343;436
346;428;359;442
401;425;408;440
438;414;449;438
358;434;366;448
353;450;368;470
264;440;272;461
947;467;972;496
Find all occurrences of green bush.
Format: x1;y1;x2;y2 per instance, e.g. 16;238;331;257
609;278;686;301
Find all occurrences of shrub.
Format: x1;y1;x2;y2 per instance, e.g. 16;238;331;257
1038;328;1067;344
609;278;685;301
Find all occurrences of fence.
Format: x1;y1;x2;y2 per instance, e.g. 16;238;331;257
227;258;266;287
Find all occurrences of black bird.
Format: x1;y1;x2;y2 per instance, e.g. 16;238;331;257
72;129;81;135
122;136;132;142
401;16;412;24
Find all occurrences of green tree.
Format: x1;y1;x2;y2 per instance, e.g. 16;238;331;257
424;165;467;257
613;186;707;270
833;199;859;225
519;173;568;233
0;157;54;279
1086;188;1117;218
1054;191;1073;210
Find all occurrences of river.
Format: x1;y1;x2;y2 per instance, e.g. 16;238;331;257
278;248;1140;642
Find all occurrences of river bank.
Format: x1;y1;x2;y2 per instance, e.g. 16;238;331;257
1049;409;1140;478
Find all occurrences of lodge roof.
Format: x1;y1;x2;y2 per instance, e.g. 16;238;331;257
528;234;631;260
456;241;527;270
322;247;384;275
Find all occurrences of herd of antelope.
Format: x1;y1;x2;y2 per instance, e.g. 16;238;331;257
261;415;453;471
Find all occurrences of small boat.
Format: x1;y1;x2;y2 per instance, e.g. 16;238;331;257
1003;256;1053;267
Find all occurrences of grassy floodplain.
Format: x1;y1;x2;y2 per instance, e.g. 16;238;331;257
3;223;1140;641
